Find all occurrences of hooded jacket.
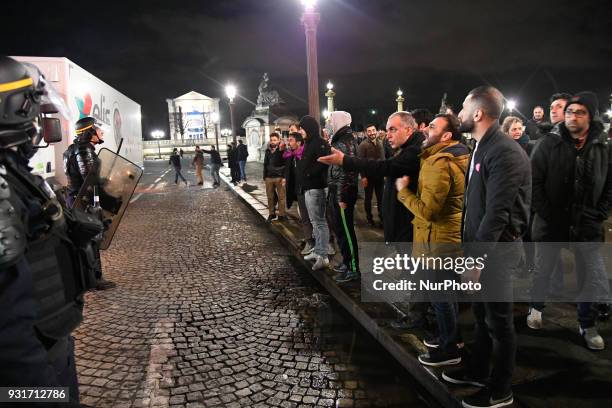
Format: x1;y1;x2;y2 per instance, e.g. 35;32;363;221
397;141;470;251
328;125;358;202
297;116;330;191
343;131;425;242
531;120;612;241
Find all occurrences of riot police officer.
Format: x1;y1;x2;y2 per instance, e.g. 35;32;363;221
63;116;116;290
0;56;101;406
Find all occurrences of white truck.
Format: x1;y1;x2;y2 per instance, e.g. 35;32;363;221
12;56;143;186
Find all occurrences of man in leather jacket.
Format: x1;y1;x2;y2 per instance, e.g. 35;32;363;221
0;56;101;406
63;117;116;290
326;111;360;282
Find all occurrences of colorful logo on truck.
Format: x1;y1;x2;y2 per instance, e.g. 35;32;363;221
75;93;93;119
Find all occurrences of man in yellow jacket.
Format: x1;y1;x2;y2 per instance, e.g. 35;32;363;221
396;114;470;367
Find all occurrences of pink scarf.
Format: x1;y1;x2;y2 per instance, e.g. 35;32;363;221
283;145;304;160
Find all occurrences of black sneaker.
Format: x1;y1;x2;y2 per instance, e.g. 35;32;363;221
333;264;348;274
336;271;360;283
267;214;276;222
461;388;513;408
442;368;487;388
418;348;461;367
424;336;465;349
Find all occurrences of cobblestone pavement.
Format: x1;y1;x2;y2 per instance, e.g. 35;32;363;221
73;160;433;408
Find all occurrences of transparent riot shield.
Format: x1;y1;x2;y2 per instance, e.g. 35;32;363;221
73;148;142;249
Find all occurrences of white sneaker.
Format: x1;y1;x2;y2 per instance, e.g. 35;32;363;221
526;308;542;330
304;252;318;261
301;242;315;255
312;256;329;271
580;326;605;350
327;244;336;256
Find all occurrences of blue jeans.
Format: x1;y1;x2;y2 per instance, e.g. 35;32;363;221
210;163;221;185
305;188;329;257
238;160;247;181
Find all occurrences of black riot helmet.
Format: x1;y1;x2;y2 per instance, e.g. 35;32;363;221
75;116;104;144
0;56;43;148
0;57;71;152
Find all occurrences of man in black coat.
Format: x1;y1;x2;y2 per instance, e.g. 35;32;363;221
528;91;611;350
442;86;531;408
319;111;424;243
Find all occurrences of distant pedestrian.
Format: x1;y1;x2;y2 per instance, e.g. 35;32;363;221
203;145;223;187
169;148;187;185
237;139;249;182
192;145;204;185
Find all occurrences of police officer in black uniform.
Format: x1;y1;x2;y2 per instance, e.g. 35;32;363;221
0;56;102;406
63;116;116;290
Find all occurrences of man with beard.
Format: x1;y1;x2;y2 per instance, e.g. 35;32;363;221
318;111;424;243
395;114;470;367
528;92;611;350
442;86;530;408
357;124;385;227
263;132;287;221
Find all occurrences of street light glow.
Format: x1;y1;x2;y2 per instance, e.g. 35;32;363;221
507;99;517;112
225;84;237;101
221;128;231;136
211;112;220;123
301;0;316;11
326;81;333;90
370;109;377;115
322;109;330;119
151;129;165;139
607;109;612;118
397;89;403;96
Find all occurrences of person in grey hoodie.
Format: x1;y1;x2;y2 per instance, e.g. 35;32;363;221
326;111;360;282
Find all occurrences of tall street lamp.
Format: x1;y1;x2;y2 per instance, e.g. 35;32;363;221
396;89;405;111
325;81;335;112
301;0;321;122
151;129;165;159
211;112;220;150
225;84;237;144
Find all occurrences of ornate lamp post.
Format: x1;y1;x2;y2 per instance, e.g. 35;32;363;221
396;89;405;111
225;84;237;144
301;0;321;122
325;81;335;112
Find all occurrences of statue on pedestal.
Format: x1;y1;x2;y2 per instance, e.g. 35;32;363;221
256;73;284;109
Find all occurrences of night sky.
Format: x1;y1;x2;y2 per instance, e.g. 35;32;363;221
2;0;611;138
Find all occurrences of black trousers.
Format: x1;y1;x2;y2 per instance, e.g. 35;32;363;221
327;186;359;272
364;177;384;222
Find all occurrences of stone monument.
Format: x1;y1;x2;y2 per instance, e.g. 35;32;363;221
242;73;297;162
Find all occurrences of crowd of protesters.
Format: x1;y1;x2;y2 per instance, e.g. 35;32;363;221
241;86;611;408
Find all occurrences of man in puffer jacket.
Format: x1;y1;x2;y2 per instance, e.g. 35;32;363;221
326;112;360;282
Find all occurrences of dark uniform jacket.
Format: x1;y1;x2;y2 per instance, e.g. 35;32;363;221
63;141;98;197
297;134;330;192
